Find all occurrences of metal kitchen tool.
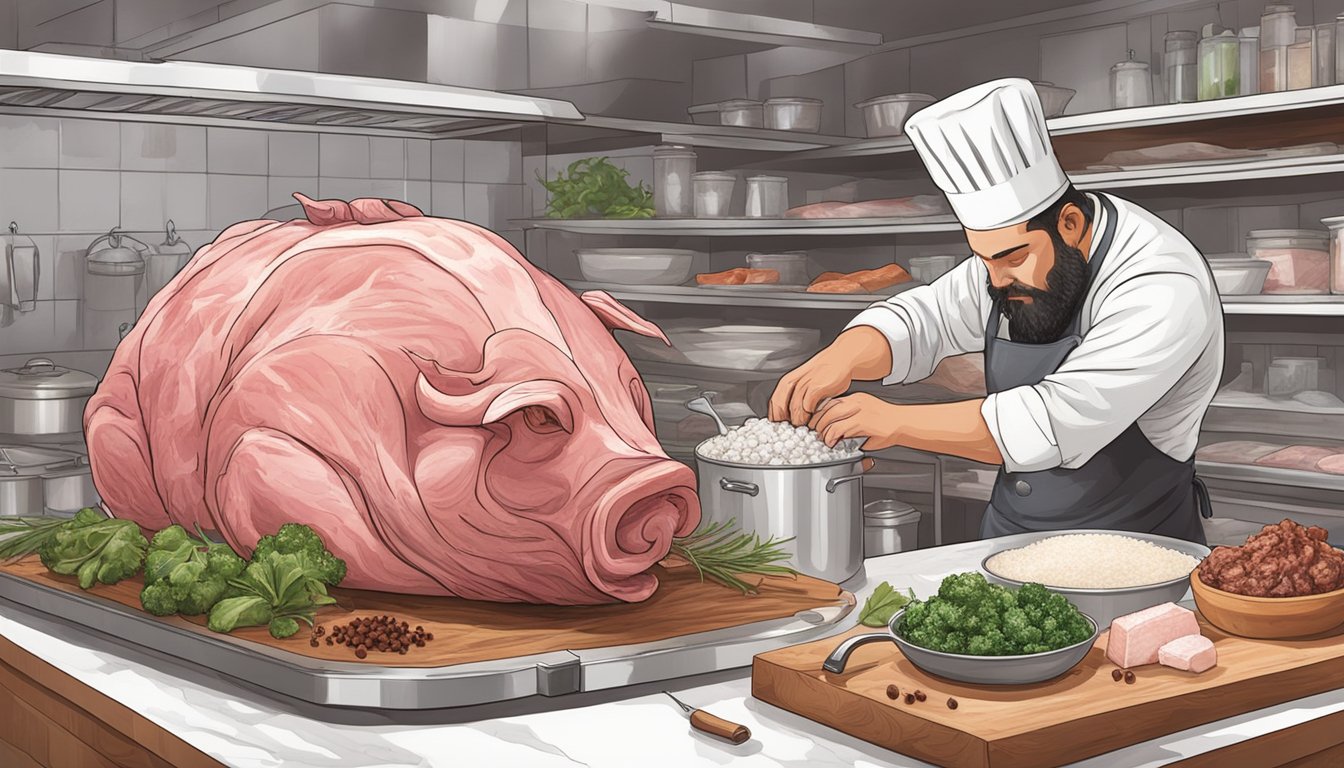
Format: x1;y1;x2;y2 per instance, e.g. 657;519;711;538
146;220;192;297
4;222;40;320
662;691;751;744
686;396;730;436
0;445;84;517
822;607;1099;685
86;228;148;276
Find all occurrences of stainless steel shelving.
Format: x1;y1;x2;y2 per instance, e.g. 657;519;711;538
1220;297;1344;316
1195;461;1344;493
514;216;961;236
567;280;912;310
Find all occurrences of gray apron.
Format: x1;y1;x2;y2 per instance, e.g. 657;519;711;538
979;193;1211;545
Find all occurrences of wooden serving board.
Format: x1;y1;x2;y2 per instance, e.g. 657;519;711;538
752;615;1344;768
0;557;845;668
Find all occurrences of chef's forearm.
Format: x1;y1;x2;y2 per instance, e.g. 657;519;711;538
888;399;1005;465
830;326;895;381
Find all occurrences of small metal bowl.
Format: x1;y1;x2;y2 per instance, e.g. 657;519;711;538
980;529;1210;629
823;608;1099;685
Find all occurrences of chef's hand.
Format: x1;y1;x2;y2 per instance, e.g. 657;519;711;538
808;393;901;452
768;327;893;426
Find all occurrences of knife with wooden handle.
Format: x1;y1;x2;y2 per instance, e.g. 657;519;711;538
663;691;751;744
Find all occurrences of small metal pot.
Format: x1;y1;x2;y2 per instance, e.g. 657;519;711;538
863;499;921;558
694;447;864;584
42;461;99;515
0;358;100;436
0;445;81;517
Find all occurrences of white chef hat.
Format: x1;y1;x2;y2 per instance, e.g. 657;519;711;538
905;78;1069;231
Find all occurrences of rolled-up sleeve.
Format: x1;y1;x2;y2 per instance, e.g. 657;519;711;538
981;271;1214;473
844;257;989;385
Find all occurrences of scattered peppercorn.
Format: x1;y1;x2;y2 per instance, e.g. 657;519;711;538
914;690;926;702
317;617;433;659
885;684;899;700
1111;669;1123;682
904;693;915;704
1124;671;1136;685
947;698;958;710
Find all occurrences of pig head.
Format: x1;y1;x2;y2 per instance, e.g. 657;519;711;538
84;194;701;605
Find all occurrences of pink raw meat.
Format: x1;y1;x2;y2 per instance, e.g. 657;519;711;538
1195;441;1284;465
785;201;849;219
84;193;701;605
1106;603;1200;668
1255;445;1341;471
1256;250;1330;294
1318;454;1344;475
1158;634;1217;673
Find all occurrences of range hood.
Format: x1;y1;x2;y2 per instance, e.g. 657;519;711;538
0;50;585;138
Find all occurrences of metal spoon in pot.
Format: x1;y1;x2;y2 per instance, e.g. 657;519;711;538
685;396;730;436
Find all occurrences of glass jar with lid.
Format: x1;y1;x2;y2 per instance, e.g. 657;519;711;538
1165;30;1199;103
1337;15;1344;85
1111;50;1153;108
1314;22;1336;86
652;145;697;218
1287;26;1314;89
1198;26;1240;99
1259;4;1298;92
744;175;789;218
1239;27;1260;95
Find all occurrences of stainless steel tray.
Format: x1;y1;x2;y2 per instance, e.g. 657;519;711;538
0;570;854;710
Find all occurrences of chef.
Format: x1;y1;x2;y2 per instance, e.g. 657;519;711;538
770;78;1224;544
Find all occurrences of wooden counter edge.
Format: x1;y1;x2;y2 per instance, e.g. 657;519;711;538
750;654;991;768
0;633;225;768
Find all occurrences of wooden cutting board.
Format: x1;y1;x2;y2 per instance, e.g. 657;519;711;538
0;556;847;668
752;614;1344;768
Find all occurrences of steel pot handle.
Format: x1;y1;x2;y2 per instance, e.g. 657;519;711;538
718;477;759;496
825;473;863;494
822;632;894;674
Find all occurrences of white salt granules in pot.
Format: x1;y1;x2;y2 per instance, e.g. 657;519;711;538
696;418;861;466
985;534;1202;589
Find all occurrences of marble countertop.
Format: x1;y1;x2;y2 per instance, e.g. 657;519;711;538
2;538;1342;768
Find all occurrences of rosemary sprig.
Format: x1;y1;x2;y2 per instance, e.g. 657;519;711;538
0;516;73;563
670;520;797;595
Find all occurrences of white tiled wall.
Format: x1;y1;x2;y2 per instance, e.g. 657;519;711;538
0;115;524;362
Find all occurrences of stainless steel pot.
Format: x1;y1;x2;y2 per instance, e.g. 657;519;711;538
42;462;99;514
0;445;82;517
694;448;864;583
0;358;99;436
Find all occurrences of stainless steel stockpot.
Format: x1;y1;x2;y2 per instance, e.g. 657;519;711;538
0;358;99;436
694;447;864;584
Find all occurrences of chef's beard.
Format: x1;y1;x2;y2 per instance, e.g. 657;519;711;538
987;239;1089;344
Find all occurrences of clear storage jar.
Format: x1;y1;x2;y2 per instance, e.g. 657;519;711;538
1337;15;1344;85
1324;215;1344;294
1165;30;1199;103
1247;229;1331;294
653;145;697;218
1111;50;1153;108
717;99;763;128
1259;4;1297;93
1287;26;1314;89
1239;28;1261;95
692;171;737;218
744;175;789;218
1315;22;1336;86
1199;29;1241;99
746;252;808;284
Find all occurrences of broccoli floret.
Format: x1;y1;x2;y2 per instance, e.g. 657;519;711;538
206;545;246;581
150;525;192;552
139;581;179;616
176;577;228;616
251;523;346;586
268;616;300;639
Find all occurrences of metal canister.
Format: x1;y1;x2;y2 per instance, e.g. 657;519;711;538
0;358;99;436
863;499;921;558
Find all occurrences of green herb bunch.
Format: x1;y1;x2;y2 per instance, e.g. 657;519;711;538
0;508;147;589
206;524;346;639
538;157;654;219
670;520;796;595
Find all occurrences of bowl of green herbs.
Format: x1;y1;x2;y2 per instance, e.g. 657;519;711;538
823;572;1099;685
538;157;654;219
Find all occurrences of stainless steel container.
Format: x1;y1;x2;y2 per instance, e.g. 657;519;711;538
0;445;82;517
694;448;864;583
980;529;1211;628
0;358;100;436
863;499;921;557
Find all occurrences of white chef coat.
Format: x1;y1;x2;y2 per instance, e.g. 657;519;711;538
845;193;1225;474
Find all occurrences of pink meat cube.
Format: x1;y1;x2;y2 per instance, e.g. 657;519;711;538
1106;603;1200;668
1158;634;1217;673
